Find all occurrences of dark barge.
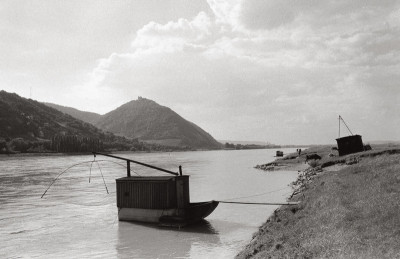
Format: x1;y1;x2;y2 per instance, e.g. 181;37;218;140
93;152;218;227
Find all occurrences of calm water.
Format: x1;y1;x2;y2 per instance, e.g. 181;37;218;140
0;149;299;258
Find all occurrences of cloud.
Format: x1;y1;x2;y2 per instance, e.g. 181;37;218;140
77;0;400;144
238;0;399;31
132;12;213;53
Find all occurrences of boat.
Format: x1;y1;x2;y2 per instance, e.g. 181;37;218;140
335;115;365;156
275;150;283;157
93;152;219;227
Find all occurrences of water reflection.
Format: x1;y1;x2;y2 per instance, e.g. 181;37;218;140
178;220;219;234
117;220;220;258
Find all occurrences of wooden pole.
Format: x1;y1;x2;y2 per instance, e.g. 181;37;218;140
92;152;178;176
127;161;131;177
216;201;300;206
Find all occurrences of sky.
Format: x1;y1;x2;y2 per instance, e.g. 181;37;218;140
1;0;400;145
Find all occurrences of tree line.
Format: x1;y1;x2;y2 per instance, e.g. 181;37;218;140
224;142;281;150
51;135;103;153
0;134;193;154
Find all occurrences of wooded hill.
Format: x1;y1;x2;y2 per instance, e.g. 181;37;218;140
47;97;221;150
95;97;221;150
44;102;101;125
0;91;170;153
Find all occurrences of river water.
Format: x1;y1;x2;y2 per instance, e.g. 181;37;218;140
0;148;299;258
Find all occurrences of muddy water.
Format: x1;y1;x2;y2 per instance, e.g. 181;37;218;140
0;149;298;258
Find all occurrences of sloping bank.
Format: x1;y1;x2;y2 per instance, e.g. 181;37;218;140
236;146;400;258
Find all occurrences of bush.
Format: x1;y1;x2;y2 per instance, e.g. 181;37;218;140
308;160;319;168
9;138;30;153
0;138;9;153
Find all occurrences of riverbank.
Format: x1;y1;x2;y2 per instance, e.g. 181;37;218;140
0;149;195;158
237;145;400;258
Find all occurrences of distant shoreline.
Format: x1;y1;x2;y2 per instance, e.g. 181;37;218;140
0;146;299;158
0;150;172;157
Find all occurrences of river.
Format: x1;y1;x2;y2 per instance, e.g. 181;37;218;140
0;148;299;258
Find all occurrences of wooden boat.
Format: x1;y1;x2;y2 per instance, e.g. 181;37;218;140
276;151;283;157
93;152;219;227
336;115;365;156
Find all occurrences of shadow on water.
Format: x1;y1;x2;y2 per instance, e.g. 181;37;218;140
116;220;221;258
122;219;219;234
176;219;219;234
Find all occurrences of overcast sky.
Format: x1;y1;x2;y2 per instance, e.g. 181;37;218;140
1;0;399;145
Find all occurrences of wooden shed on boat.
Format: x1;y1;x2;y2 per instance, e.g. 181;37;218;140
116;176;189;211
336;135;364;156
335;116;365;156
93;152;218;227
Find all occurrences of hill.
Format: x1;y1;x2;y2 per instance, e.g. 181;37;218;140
0;91;104;141
0;90;141;153
95;97;221;149
44;102;101;125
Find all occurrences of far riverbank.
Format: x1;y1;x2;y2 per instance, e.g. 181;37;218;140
237;144;400;258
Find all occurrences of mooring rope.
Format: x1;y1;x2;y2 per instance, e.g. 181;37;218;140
213;186;299;206
215;201;299;206
218;186;289;202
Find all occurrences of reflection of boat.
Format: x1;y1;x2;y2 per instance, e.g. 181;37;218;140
117;219;220;258
93;152;219;227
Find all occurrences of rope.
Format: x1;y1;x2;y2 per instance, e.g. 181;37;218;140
339;115;353;136
219;186;289;202
216;201;300;206
113;207;122;226
103;160;142;176
215;187;299;206
92;159;142;176
41;161;95;198
89;161;94;183
95;161;109;194
41;159;141;198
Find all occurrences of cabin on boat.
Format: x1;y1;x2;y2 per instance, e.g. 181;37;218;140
336;135;364;156
92;152;218;227
116;176;190;222
335;116;365;156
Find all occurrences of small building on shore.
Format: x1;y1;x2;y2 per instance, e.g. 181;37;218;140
336;135;364;156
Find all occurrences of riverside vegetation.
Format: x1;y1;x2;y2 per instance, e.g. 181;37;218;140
237;144;400;258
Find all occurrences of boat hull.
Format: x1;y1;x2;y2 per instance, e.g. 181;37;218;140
118;201;219;227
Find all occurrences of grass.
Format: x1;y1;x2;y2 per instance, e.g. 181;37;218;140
237;147;400;259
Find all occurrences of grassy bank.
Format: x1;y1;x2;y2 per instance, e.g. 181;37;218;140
237;145;400;258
